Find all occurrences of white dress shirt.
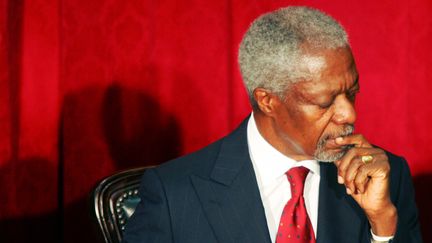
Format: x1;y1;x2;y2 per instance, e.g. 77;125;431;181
246;115;393;243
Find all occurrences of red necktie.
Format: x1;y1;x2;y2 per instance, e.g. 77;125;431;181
276;166;316;243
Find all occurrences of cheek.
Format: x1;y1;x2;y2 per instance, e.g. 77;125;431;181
280;100;333;147
301;109;333;144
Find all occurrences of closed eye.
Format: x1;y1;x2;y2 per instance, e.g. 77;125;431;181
318;98;334;109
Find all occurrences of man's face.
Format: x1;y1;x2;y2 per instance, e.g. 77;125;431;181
272;47;359;162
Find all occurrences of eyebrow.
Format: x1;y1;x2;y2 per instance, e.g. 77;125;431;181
325;76;359;97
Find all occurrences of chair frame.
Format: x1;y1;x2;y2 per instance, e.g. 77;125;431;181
92;166;152;243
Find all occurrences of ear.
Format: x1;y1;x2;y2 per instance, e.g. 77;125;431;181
253;88;281;116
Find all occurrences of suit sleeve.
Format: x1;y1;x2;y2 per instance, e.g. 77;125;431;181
122;169;173;243
389;157;423;243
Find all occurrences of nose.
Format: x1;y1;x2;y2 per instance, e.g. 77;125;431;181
332;94;357;125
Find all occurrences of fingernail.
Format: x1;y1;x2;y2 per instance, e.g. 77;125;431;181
335;137;343;143
337;175;344;184
346;188;352;195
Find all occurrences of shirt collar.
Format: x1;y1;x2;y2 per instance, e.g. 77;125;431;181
247;113;320;188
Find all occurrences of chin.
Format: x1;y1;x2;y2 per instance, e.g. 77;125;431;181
313;147;348;163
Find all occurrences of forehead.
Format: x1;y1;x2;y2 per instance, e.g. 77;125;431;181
291;47;358;95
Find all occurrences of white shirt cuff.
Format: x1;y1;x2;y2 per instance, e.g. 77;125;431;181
370;229;394;242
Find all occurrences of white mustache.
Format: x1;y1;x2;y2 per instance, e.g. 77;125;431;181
323;125;354;141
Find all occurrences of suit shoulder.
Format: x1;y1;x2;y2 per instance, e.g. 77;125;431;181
152;136;225;181
384;149;410;172
142;117;250;192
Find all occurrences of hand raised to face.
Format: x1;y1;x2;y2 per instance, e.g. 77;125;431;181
334;134;398;237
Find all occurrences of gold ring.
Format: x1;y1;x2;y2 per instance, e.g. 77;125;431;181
361;155;373;164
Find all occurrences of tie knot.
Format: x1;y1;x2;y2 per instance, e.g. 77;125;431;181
286;166;309;197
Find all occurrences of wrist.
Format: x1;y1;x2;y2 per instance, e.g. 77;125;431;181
367;204;398;236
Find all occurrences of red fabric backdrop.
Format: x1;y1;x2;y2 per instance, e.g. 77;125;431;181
1;0;431;242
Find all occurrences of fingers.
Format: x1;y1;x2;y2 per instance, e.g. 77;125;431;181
335;147;385;194
351;152;389;194
335;134;372;148
353;164;369;194
343;156;364;194
336;147;382;179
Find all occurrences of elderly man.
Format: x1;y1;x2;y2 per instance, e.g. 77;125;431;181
122;6;422;243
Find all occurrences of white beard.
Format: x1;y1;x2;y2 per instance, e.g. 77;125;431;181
313;125;354;162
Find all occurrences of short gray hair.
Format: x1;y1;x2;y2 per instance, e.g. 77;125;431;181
238;6;349;108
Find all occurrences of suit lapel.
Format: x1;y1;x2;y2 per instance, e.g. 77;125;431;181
189;118;371;243
191;119;271;243
316;163;369;243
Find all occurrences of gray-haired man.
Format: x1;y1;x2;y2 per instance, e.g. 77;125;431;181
123;6;422;243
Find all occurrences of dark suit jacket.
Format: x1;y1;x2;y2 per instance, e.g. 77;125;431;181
123;118;422;243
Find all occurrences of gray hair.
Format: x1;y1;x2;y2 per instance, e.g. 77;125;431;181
238;6;349;108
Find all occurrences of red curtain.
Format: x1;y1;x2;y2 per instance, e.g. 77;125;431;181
1;0;431;242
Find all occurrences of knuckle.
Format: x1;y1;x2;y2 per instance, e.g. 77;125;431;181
355;156;364;165
347;169;359;182
358;164;365;172
346;173;353;182
339;161;348;171
358;165;367;176
346;148;358;158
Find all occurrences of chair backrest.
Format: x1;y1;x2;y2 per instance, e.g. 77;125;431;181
92;166;153;243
